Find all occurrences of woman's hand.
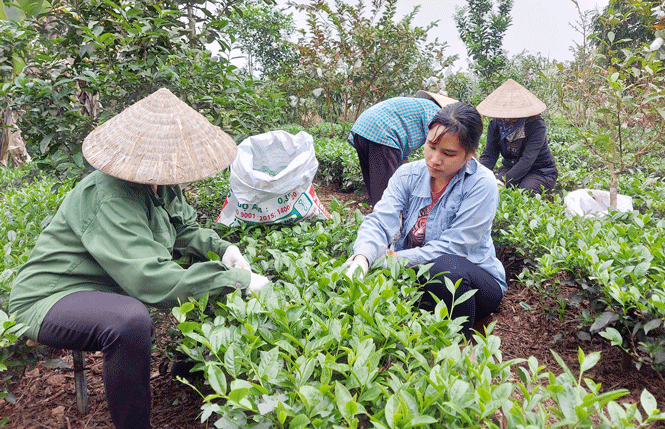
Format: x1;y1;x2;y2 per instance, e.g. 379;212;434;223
244;272;270;296
344;255;369;279
222;245;251;271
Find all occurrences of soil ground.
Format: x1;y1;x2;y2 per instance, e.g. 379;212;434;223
1;182;664;428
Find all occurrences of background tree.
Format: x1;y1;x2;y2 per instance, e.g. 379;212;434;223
591;0;659;62
561;0;665;208
443;70;478;104
555;0;600;126
0;0;51;166
225;0;298;78
285;0;456;130
454;0;513;96
1;0;285;173
157;0;276;49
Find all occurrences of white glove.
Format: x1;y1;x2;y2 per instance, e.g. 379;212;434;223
222;245;251;271
244;272;270;296
343;257;369;279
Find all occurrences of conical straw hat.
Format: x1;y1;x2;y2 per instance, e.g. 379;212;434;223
82;88;237;185
476;79;546;119
415;90;458;108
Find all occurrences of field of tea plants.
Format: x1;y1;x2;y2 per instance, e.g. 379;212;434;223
2;122;665;428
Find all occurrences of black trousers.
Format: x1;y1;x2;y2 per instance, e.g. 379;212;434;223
352;133;402;206
419;254;504;338
38;291;153;429
498;166;558;194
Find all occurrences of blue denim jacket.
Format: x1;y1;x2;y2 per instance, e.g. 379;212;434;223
352;158;507;293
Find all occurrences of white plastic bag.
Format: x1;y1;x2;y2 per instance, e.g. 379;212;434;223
564;189;633;218
216;130;330;226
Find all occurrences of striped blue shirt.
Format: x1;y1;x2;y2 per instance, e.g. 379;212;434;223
348;97;440;159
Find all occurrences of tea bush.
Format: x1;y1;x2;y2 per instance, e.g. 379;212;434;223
0;309;27;425
3;115;665;426
186;170;232;223
173;207;665;428
312;138;362;191
0;170;73;303
494;185;665;370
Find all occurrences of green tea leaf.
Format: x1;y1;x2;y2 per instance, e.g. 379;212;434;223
643;319;662;335
335;381;355;422
599;328;623;347
289;414;311;429
633;262;650;277
258;347;281;382
579;350;601;373
228;386;249;404
641;389;658;416
206;363;227;395
590;311;619;332
224;345;241;378
299;385;323;411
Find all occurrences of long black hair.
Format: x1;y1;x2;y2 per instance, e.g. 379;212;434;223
428;102;483;154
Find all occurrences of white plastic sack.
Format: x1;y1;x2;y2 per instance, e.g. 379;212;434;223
564;189;633;218
216;130;330;226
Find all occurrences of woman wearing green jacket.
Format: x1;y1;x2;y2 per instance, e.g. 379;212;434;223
8;88;269;429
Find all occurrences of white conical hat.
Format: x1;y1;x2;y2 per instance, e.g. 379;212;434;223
82;88;237;185
476;79;546;118
414;90;458;108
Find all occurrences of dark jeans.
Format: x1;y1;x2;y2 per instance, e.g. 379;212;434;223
352;133;402;206
418;254;504;338
38;291;153;429
498;166;558;194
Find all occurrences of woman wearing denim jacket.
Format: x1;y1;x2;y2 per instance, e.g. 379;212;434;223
345;102;506;338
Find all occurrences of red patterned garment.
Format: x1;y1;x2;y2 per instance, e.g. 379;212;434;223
405;185;446;249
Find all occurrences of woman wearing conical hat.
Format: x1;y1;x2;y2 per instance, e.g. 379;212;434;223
477;79;558;194
8;88;270;429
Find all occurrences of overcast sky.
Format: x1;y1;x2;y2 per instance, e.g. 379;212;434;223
277;0;610;70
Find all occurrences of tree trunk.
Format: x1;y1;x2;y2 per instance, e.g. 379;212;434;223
187;3;196;47
609;164;618;209
0;106;9;165
247;53;253;78
0;106;31;167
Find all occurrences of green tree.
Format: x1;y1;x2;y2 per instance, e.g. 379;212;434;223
159;0;275;48
0;0;52;166
559;0;599;126
454;0;513;93
591;0;658;62
444;70;477;104
561;0;665;208
286;0;456;129
2;0;286;170
225;0;298;78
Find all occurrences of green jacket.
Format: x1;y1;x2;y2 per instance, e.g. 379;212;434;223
9;170;250;340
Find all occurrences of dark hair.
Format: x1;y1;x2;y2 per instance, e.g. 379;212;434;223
428;102;483;154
